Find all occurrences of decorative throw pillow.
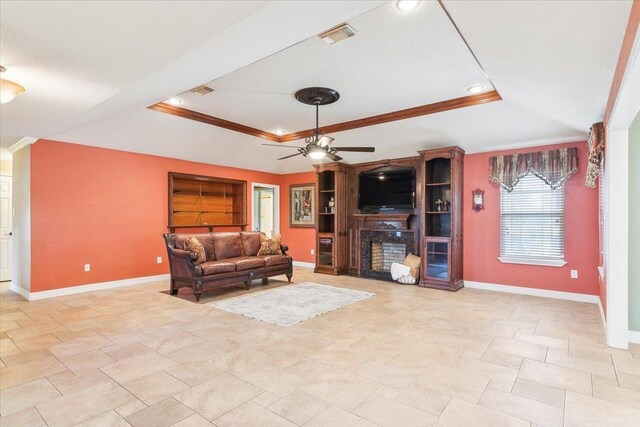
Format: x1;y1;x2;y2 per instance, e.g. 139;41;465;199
183;237;206;264
257;234;282;256
403;252;421;279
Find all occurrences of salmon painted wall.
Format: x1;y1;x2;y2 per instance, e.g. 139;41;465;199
30;139;284;292
463;141;600;295
279;171;317;264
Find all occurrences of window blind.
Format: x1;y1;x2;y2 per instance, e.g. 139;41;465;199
500;173;565;260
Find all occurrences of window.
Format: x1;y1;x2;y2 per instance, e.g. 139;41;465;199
499;173;566;267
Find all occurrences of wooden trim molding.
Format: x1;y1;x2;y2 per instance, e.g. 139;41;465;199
604;0;640;127
148;90;502;143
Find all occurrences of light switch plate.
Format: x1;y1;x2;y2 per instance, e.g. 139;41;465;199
571;269;578;279
84;264;91;272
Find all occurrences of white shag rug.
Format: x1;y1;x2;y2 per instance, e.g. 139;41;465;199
210;282;374;327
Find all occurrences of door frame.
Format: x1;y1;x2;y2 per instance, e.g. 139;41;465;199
0;174;12;282
251;182;280;235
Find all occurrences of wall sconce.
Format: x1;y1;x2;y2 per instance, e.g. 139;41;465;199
472;188;485;212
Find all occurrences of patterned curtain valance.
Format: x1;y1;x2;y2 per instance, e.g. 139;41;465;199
489;147;578;192
585;122;605;188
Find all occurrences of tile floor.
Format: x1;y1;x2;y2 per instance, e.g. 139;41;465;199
1;268;639;426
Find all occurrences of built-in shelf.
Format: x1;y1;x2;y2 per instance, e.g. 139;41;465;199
425;182;451;187
425;211;451;215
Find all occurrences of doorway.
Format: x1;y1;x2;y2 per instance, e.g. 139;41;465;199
252;183;280;237
0;175;12;282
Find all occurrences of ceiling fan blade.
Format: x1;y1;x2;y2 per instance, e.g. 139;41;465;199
333;147;375;152
326;151;343;162
262;144;300;149
277;152;304;160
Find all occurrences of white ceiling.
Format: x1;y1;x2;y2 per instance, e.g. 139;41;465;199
1;1;633;174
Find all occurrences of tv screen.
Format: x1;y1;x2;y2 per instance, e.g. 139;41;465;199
358;168;416;211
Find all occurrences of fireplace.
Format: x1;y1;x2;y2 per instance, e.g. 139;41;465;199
371;242;407;272
354;214;416;281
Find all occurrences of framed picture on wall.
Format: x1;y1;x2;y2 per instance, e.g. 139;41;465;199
290;184;315;228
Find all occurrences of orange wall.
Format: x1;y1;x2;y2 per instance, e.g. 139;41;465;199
30;139;293;292
279;172;317;264
463;141;600;295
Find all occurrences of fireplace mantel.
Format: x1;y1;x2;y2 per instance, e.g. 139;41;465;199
353;213;414;231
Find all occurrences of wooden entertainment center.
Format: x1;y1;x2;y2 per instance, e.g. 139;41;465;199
314;146;464;291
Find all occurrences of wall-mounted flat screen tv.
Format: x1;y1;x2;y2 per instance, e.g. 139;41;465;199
358;168;416;211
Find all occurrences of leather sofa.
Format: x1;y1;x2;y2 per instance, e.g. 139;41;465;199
163;231;292;301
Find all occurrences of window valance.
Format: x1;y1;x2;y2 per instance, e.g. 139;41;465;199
585;122;605;188
489;147;578;192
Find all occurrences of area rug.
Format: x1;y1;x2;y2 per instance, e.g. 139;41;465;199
209;282;375;327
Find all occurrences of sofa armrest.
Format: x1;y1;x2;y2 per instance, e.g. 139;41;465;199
280;244;289;256
165;244;202;277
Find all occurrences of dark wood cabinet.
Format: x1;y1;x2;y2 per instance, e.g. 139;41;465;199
168;172;247;232
418;147;464;291
314;163;349;275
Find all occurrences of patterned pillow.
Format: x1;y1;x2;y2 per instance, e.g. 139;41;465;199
183;237;206;264
257;234;282;256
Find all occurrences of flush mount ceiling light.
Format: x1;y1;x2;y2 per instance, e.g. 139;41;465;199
319;23;356;45
396;0;421;11
261;87;375;162
273;129;286;136
466;85;485;94
167;98;183;106
0;66;26;103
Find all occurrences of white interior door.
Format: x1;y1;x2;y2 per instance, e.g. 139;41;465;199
0;176;12;281
260;191;274;237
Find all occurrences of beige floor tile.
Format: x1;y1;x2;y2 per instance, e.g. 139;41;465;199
565;391;640;427
103;344;153;361
242;365;309;397
174;373;262;420
514;329;568;350
75;410;131;427
593;380;640;409
510;377;565;408
481;348;524;370
60;349;115;372
0;406;47;427
1;348;53;367
143;332;205;355
302;405;378;427
414;365;490;403
437;397;530;427
352;393;437;427
12;334;62;353
268;390;328;425
619;372;640;392
351;360;423;388
252;391;282;407
49;368;112;395
125;397;193;427
452;356;519;391
100;350;176;383
396;382;453;416
545;348;616;378
163;362;225;387
518;359;591;395
115;399;148;417
170;413;213;427
45;334;114;359
122;371;189;405
0;356;67;390
36;381;135;427
490;337;548;361
613;353;640;376
300;371;381;411
283;358;337;381
479;387;563;427
213;401;295;427
0;378;61;417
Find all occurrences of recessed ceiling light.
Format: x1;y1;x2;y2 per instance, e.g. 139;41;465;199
274;129;286;136
466;85;485;94
167;98;183;106
396;0;421;11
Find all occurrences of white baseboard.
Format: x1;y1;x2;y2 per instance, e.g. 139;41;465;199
463;281;600;304
630;330;640;345
598;298;607;337
293;261;315;269
9;274;170;301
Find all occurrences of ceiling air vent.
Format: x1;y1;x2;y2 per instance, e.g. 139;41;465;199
190;85;214;96
319;23;356;45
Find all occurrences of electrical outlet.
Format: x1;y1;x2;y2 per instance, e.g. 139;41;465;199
571;269;578;279
310;249;315;255
84;264;91;272
156;256;162;264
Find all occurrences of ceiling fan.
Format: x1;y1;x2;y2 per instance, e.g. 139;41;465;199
262;87;375;161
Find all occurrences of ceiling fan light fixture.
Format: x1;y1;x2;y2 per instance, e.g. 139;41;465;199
308;147;327;160
396;0;421;11
0;66;25;103
318;135;334;147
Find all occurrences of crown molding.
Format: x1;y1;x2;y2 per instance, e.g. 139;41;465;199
8;137;38;153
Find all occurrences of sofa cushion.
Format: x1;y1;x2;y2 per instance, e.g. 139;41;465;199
183;237;206;265
257;234;282;256
213;233;243;260
174;233;215;261
200;260;236;275
225;256;266;271
260;255;290;267
241;232;263;257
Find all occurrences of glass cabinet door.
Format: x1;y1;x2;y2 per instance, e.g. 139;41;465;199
425;239;449;280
